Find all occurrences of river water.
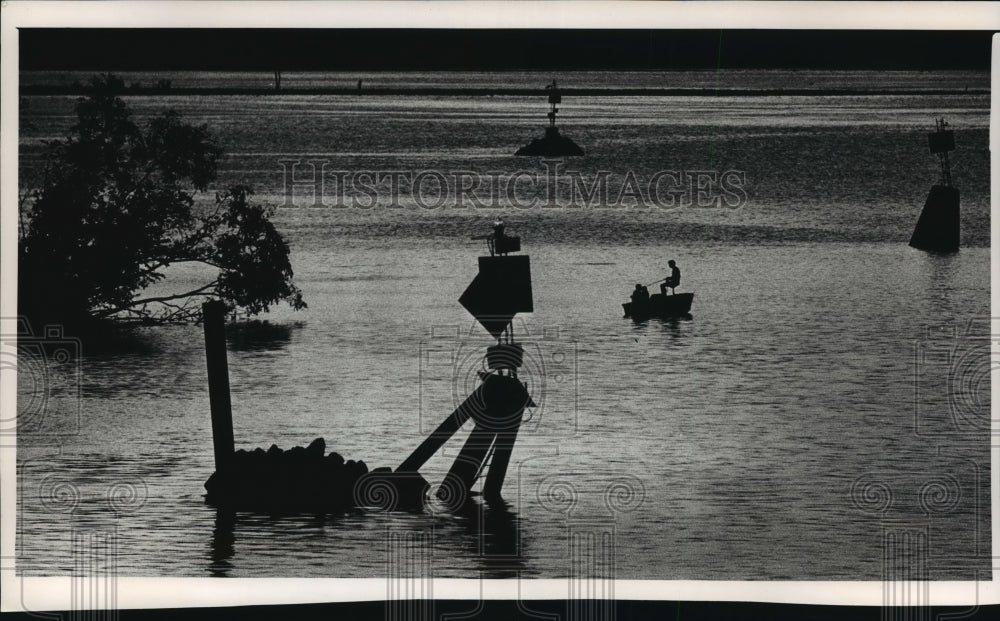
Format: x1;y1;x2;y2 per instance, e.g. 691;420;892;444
16;70;991;579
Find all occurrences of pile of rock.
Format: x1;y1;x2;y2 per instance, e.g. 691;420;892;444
514;126;585;157
205;437;422;512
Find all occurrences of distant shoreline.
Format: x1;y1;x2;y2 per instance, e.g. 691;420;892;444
18;86;990;97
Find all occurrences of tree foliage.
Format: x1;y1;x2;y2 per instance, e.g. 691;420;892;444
19;75;306;325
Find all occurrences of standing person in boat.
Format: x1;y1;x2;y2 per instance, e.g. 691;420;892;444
661;260;680;295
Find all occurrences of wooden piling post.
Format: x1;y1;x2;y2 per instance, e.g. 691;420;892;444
203;301;234;470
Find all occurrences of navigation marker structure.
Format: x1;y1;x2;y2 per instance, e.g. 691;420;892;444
203;235;538;511
394;234;536;504
910;118;960;253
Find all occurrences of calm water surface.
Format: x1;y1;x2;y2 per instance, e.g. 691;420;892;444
17;70;991;578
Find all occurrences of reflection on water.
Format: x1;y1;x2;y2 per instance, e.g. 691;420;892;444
208;509;236;577
75;326;166;359
206;498;525;578
225;320;301;352
448;498;525;579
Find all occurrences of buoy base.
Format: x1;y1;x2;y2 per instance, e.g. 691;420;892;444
515;126;584;157
909;185;960;253
203;437;430;512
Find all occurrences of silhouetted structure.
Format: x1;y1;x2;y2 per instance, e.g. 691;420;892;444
910;118;960;253
389;231;535;503
201;301;420;511
515;80;584;156
204;301;235;471
203;233;537;511
475;217;521;257
203;437;397;511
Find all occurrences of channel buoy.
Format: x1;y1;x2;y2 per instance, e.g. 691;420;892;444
515;80;585;157
909;118;960;253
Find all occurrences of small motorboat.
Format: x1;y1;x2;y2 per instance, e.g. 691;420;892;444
622;292;694;319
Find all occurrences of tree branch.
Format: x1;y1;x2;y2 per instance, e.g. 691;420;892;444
125;280;219;307
144;256;226;273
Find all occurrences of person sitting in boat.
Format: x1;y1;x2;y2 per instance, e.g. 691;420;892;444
660;260;680;295
631;283;650;305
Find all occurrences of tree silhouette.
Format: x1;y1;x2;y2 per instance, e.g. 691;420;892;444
19;74;306;325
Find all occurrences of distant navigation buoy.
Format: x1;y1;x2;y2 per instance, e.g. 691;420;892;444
910;118;960;253
515;80;585;157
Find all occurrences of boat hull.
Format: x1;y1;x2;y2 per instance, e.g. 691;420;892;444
622;292;694;318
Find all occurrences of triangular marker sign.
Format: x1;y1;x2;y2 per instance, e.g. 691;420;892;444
459;256;533;338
